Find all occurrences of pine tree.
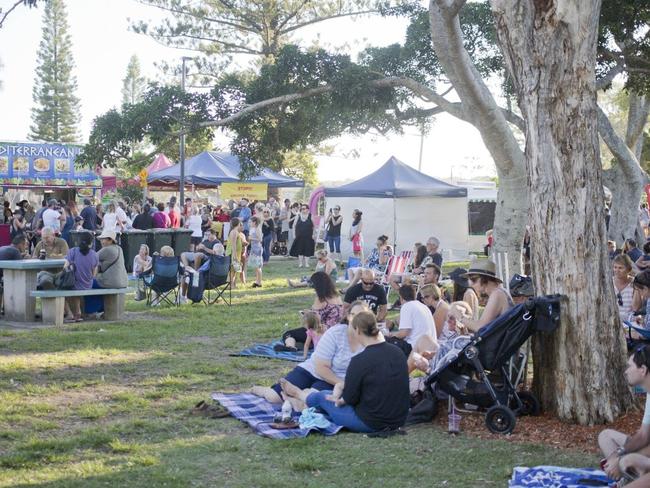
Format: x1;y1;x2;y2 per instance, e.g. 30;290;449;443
121;55;147;107
30;0;80;142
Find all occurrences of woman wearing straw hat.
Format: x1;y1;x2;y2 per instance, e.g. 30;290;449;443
452;260;514;333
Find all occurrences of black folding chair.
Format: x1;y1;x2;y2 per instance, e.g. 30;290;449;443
203;255;232;306
141;255;182;307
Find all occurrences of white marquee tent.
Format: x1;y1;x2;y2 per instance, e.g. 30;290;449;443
321;156;469;261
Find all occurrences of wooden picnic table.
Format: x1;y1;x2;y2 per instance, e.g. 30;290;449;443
0;258;66;322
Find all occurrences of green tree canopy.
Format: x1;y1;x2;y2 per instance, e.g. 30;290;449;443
30;0;81;143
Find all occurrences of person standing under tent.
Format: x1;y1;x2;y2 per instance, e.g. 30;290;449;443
325;206;343;263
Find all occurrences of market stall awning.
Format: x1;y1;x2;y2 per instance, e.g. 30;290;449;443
147;151;304;188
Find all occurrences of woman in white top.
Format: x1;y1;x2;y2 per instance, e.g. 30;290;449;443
185;207;203;251
102;202;125;232
613;253;635;323
132;244;152;278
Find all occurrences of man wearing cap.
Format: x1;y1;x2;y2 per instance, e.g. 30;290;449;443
231;198;251;237
451;260;514;332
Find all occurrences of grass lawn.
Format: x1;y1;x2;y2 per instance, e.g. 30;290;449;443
0;260;597;487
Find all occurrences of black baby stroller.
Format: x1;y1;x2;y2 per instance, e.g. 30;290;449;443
423;295;562;434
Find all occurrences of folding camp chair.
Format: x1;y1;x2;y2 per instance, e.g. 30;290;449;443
141;255;182;307
380;250;413;300
203;254;232;306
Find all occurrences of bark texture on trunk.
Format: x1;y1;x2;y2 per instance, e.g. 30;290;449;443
491;0;630;423
429;0;527;273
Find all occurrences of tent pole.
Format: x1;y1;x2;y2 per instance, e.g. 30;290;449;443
393;196;397;253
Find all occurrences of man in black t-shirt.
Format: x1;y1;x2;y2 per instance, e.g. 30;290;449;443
180;229;222;270
343;269;387;321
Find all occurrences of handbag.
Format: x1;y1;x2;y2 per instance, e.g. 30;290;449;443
55;265;75;290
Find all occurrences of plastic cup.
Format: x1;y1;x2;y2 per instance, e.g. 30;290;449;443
448;413;461;434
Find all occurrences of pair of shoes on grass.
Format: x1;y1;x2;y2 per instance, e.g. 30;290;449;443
190;400;230;418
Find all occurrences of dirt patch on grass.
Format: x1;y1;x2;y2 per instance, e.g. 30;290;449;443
432;402;643;453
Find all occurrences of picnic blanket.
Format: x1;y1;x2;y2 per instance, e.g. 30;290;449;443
509;466;613;487
212;392;342;439
231;340;311;362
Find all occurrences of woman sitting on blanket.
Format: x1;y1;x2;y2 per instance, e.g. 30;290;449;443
287;249;338;288
275;271;344;353
280;310;410;433
251;300;369;404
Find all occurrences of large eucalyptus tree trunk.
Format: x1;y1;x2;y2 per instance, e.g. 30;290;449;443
491;0;630;423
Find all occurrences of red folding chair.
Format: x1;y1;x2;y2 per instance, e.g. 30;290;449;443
379;250;413;299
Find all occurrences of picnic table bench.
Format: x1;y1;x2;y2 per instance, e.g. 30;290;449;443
30;288;129;327
0;258;66;321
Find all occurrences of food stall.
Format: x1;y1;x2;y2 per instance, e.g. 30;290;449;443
0;141;102;206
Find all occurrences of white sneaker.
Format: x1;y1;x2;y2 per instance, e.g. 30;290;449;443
179;296;187;304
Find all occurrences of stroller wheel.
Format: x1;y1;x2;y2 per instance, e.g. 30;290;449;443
485;405;516;434
514;391;541;417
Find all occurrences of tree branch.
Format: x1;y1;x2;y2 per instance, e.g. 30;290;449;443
626;93;650;161
449;0;468;18
0;0;26;30
596;61;625;91
133;1;259;34
281;10;379;35
191;77;468;133
597;105;648;185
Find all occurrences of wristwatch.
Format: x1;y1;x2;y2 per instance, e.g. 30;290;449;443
616;446;627;457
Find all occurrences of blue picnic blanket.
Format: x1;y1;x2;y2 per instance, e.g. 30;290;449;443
211;392;343;439
509;466;613;487
231;340;311;362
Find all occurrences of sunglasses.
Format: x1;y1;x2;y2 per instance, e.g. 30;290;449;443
617;292;623;307
361;281;374;286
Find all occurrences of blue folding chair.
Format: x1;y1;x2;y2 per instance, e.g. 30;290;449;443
203;255;232;306
141;255;182;307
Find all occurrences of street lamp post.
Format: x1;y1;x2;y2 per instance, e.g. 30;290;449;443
179;56;192;207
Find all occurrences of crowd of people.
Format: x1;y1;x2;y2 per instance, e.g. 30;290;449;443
248;212;528;435
12;192;650;482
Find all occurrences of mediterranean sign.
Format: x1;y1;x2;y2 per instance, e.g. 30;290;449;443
220;182;268;201
0;142;102;188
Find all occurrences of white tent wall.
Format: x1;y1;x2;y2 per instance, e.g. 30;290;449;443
324;196;469;261
396;197;469;261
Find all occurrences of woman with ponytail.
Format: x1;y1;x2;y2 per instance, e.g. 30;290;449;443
63;231;98;322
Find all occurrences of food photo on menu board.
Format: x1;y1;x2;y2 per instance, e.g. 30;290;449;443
55;158;70;173
0;156;8;174
12;157;29;174
34;157;51;172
